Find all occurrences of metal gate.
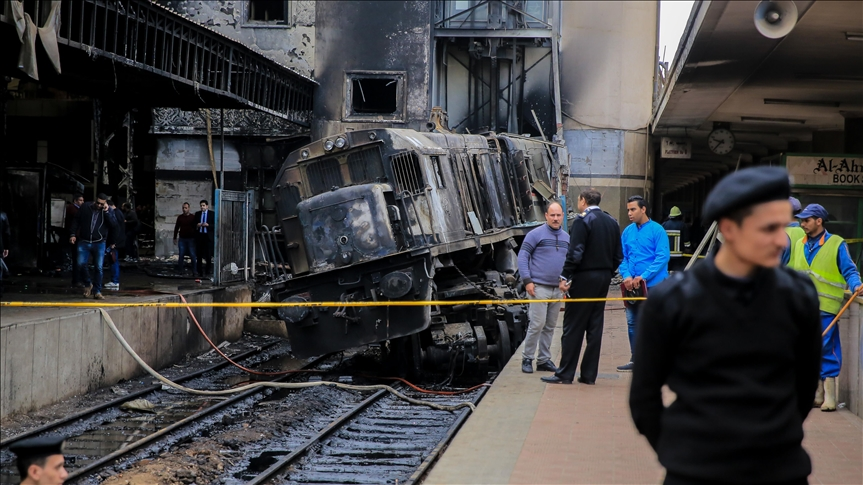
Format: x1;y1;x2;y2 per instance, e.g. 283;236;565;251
213;189;254;285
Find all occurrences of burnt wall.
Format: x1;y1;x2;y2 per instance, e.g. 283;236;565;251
313;1;432;139
157;0;315;77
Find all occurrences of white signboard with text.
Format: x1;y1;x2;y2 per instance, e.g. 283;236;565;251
786;155;863;187
660;137;691;159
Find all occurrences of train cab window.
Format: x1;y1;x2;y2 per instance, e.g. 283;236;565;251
345;71;406;122
306;157;343;195
347;147;385;184
391;152;425;196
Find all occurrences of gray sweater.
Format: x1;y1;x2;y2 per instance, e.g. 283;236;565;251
518;223;570;286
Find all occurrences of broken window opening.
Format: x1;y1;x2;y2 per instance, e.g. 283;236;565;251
430;156;445;188
391;152;425;196
351;78;399;115
347;147;386;185
249;0;289;24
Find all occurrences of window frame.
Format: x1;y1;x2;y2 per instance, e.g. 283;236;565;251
243;0;292;28
343;71;407;123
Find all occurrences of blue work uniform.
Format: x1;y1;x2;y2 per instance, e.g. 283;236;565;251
785;230;862;378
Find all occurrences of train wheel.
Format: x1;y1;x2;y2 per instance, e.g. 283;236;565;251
496;320;512;370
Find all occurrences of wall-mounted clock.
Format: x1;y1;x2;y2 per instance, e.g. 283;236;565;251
707;128;735;155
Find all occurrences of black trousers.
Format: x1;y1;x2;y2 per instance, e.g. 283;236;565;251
664;472;807;485
196;234;213;275
555;269;613;383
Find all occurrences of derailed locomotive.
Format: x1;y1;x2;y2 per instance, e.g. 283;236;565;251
272;128;567;374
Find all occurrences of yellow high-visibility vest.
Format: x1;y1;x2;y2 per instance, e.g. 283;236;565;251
785;226;806;262
789;234;846;314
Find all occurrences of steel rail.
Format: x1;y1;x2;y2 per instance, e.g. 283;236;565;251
245;388;390;485
404;385;490;485
0;341;279;448
62;353;332;483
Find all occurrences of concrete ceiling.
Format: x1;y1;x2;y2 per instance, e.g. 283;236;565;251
652;0;863;192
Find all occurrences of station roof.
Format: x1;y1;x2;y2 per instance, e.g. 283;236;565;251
1;0;314;126
652;0;863;193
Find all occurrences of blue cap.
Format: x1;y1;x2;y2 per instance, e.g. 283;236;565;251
796;203;829;221
789;197;801;213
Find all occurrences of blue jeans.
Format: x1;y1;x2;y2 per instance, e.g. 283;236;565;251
110;248;120;284
77;241;106;294
625;304;641;359
177;238;198;274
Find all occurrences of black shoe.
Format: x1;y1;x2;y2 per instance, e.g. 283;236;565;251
616;361;634;372
521;359;533;374
541;375;572;385
577;377;595;385
536;361;558;373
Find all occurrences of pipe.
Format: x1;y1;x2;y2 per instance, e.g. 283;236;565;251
95;308;475;411
822;287;862;337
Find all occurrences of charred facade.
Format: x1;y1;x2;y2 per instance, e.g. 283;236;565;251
273;128;567;373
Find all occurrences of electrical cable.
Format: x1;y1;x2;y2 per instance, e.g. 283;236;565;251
97;308;475;412
177;294;491;396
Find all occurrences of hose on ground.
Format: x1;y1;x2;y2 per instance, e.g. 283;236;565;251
178;294;491;396
97;308;476;412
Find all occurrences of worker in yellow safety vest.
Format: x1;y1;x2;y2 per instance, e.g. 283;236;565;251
785;197;805;246
662;206;691;272
785;203;862;412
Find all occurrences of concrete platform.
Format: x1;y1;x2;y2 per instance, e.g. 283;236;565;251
0;273;250;419
425;302;863;484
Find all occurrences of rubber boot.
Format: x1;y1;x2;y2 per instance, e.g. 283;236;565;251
821;377;837;412
813;379;824;408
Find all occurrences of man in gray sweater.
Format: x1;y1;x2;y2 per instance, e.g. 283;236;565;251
517;202;570;373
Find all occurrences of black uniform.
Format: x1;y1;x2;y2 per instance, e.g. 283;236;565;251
554;207;623;383
629;166;822;484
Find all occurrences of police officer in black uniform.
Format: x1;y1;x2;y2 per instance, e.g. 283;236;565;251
8;435;68;484
629;166;822;485
542;188;623;385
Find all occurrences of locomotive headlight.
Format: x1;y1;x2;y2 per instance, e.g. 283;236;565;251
301;149;310;159
368;132;377;140
380;271;413;299
324;140;335;151
334;137;347;149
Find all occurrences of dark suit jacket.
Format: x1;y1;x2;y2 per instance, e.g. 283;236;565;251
194;210;216;242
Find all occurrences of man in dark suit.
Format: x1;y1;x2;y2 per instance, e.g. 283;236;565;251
194;199;215;276
542;188;623;385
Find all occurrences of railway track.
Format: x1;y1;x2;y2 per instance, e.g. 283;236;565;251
241;385;487;485
0;341;327;485
2;338;486;485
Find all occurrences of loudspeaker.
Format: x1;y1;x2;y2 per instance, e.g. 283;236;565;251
754;1;799;39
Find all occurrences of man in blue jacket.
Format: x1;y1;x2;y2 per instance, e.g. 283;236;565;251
617;196;670;372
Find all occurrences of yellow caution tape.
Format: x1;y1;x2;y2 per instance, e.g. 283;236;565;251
681;254;706;259
0;297;644;309
845;238;863;244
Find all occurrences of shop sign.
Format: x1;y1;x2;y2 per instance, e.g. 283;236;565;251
660;137;691;159
786;155;863;187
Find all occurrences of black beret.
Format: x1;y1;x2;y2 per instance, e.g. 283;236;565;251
702;166;790;223
8;435;66;461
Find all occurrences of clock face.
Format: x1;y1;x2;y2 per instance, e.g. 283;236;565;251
707;128;735;155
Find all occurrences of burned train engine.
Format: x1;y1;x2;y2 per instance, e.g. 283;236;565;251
272;129;567;374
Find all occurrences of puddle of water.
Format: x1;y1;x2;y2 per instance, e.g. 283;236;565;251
257;354;306;372
221;375;270;387
234;450;288;480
